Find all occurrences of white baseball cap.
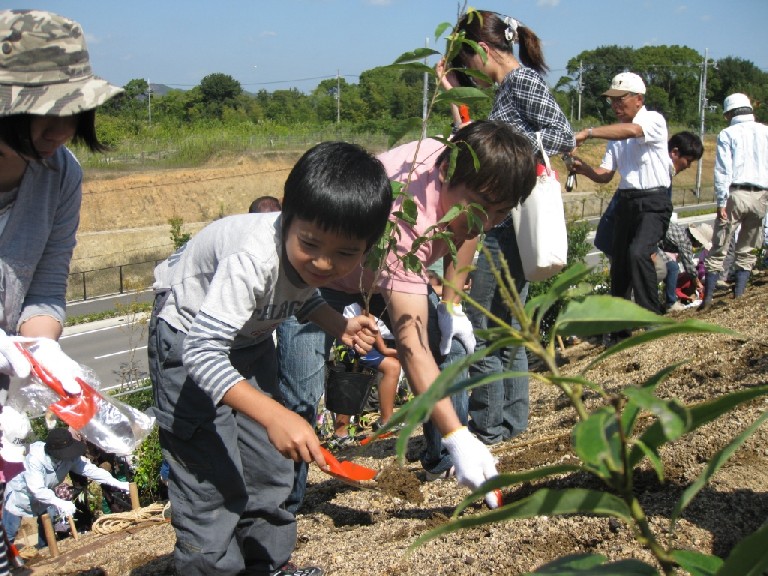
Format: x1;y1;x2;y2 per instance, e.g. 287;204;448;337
603;72;646;97
723;93;752;114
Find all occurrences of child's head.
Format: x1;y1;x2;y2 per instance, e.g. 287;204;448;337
436;120;536;240
249;195;282;213
668;131;704;175
282;141;392;251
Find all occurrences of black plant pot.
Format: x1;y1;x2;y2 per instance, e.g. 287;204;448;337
325;363;377;415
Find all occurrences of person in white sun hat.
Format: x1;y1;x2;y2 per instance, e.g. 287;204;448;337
571;71;673;323
699;92;768;310
0;10;122;574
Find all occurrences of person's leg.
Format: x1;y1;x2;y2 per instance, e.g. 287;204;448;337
628;194;672;314
731;189;765;274
611;194;634;300
230;342;297;573
420;290;469;475
277;289;359;514
467;225;529;445
376;357;400;425
665;260;680;307
149;311;247;576
1;508;22;545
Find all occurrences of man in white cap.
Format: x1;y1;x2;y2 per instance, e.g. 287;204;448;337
571;72;673;321
700;93;768;310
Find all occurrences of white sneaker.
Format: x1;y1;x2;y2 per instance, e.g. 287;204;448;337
667;301;687;312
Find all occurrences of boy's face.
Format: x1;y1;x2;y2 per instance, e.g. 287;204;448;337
284;217;368;287
439;180;516;245
669;149;696;174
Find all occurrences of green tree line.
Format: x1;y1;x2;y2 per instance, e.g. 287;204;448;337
97;45;766;145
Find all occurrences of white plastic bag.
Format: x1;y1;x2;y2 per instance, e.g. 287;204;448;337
10;340;155;456
511;133;568;282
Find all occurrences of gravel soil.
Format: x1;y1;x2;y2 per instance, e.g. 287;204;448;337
20;272;768;576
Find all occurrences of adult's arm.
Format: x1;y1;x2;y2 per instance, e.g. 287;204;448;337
385;290;462;434
574;123;644;146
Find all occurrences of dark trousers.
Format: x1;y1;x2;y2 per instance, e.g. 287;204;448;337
612;188;672;314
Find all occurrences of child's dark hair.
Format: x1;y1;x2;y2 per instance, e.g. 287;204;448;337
249;195;282;213
436;120;537;207
281;141;393;250
0;110;105;159
450;10;548;87
668;131;704;161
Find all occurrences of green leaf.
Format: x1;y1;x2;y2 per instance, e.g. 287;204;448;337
526;553;660;575
621;362;686;437
434;86;490;107
584;319;741;372
671;410;768;527
623;388;690;442
557;295;674;338
573;407;623;479
454;464;585;515
386;62;435;74
671;549;723;576
412;488;633;548
391;47;441;64
434;21;452;40
717;521;768;576
629;384;768;468
630;438;665;482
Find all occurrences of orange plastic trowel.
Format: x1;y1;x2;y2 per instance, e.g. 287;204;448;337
318;446;378;486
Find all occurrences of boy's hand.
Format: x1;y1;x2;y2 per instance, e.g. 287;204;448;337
339;315;378;355
264;407;328;470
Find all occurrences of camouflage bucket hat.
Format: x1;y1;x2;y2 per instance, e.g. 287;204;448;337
0;9;123;117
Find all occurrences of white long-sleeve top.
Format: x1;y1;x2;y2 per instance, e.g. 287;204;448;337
714;114;768;207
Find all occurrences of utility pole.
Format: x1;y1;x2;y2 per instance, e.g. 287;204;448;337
422;37;429;140
577;60;583;122
336;70;340;124
695;49;708;198
147;78;151;126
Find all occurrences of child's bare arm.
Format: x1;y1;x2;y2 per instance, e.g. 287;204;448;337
221;380;328;470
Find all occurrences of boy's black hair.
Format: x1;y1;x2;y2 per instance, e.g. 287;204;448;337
249;195;282;213
668;131;704;160
436;120;537;207
281;141;393;250
0;110;105;160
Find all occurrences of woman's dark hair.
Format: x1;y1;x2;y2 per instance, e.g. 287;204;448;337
450;10;548;87
668;131;704;161
281;141;393;250
0;110;105;159
437;120;537;207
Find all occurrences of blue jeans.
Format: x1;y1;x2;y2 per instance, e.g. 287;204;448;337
465;225;530;445
277;288;467;513
665;260;680;307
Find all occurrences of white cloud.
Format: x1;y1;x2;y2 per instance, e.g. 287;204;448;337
366;0;392;5
537;0;560;7
260;31;277;38
675;5;688;13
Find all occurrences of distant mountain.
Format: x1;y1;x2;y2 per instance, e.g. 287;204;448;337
148;83;179;96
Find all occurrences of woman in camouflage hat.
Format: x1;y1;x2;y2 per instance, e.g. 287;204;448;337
0;10;122;574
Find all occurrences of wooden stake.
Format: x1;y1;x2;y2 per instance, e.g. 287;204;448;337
68;516;78;540
40;513;59;557
129;482;140;510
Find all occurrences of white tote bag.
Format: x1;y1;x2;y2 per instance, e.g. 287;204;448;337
511;133;568;282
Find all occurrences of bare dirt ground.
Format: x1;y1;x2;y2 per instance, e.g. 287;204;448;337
20;272;768;575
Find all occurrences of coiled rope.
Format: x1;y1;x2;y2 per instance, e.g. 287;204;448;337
91;502;171;535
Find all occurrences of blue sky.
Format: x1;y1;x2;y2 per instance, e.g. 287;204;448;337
16;0;768;93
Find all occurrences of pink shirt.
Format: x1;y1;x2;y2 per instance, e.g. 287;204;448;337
328;138;451;296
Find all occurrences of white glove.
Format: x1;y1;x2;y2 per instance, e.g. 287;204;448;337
0;329;30;379
443;426;500;509
30;339;82;394
437;302;476;356
0;406;32;444
57;499;77;517
115;481;130;492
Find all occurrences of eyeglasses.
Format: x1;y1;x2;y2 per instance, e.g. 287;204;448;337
606;93;635;105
